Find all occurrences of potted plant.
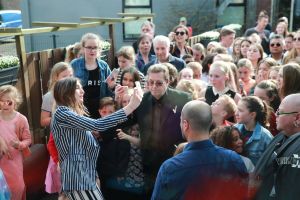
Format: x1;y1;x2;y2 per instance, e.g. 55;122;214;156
100;41;111;62
0;55;20;86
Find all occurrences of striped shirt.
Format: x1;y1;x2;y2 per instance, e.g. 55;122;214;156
51;106;128;191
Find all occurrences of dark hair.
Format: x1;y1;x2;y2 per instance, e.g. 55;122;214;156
172;25;189;38
202;53;217;73
256;80;281;111
280;63;300;98
210;126;240;150
120;67;141;87
53;77;87;116
241;96;269;127
137;34;153;47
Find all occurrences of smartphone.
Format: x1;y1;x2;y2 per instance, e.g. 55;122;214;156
106;68;119;81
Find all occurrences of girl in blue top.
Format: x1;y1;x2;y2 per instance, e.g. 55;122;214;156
235;96;273;165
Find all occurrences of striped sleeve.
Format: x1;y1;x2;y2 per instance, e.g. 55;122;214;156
55;106;127;132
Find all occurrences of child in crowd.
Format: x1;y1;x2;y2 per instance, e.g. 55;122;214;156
235;96;273;165
202;61;241;105
178;67;193;81
237;58;256;96
0;85;32;200
98;97;116;118
181;54;194;64
254;80;281;136
210;126;254;173
103;90;145;200
42;62;73;197
256;57;277;84
211;95;237;128
192;43;205;63
176;79;198;100
269;65;281;81
187;61;202;79
246;43;264;75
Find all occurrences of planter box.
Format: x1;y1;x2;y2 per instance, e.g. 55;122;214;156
0;65;19;86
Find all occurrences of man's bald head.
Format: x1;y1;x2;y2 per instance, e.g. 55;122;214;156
282;93;300;110
182;100;212;133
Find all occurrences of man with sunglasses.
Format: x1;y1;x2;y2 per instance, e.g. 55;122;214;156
255;93;300;200
143;35;186;75
134;63;192;197
268;34;285;65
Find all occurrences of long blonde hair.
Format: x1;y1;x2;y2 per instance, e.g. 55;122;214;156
48;62;73;91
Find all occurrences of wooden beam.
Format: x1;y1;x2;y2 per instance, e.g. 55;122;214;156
80;17;124;23
118;13;155;18
32;21;80;28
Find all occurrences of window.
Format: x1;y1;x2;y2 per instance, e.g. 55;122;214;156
123;0;152;40
216;0;246;28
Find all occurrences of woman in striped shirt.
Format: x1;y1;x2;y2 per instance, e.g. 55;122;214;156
51;77;143;200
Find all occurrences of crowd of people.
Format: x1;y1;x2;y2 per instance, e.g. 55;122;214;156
1;11;300;200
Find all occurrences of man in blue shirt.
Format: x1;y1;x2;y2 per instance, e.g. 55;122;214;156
151;101;248;200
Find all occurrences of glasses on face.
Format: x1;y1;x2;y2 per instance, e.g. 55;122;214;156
175;31;186;36
84;46;99;51
293;37;300;42
270;43;281;47
0;100;13;106
148;80;164;87
275;109;299;116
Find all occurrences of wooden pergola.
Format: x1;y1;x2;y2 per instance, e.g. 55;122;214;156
0;13;155;143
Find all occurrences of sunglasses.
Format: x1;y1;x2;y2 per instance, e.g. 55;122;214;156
148;80;164;87
270;43;281;47
84;46;99;51
0;100;13;106
175;31;186;36
275;109;299;116
293;37;300;42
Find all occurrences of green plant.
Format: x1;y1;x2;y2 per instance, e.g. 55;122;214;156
101;41;111;51
0;56;20;69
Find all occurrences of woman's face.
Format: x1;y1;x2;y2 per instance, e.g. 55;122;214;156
57;69;73;81
233;39;242;55
235;100;253;125
253;87;271;105
118;56;133;69
277;68;284;90
240;41;251;58
247;45;261;62
174;27;188;44
238;66;252;82
257;62;270;82
276;23;286;35
269;69;279;81
122;72;135;88
83;39;100;60
231;130;243;154
293;32;300;50
138;37;152;54
75;81;84;103
209;66;228;90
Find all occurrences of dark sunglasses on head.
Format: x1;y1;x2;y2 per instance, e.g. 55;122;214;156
175;31;186;36
270;43;281;47
293;37;300;42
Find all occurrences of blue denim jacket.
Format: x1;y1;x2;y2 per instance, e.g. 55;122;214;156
235;122;273;165
71;57;113;98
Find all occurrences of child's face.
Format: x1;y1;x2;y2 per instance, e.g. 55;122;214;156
257;63;270;81
269;70;279;81
0;93;15;113
231;130;243;154
235;101;253;124
83;39;100;59
121;94;131;108
118;56;133;69
193;69;202;80
209;66;228;89
99;105;115;118
238;67;252;82
254;87;271;105
180;69;193;80
247;45;261;63
240;41;251;57
57;69;73;81
211;98;226;116
122;72;135;88
192;50;202;62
